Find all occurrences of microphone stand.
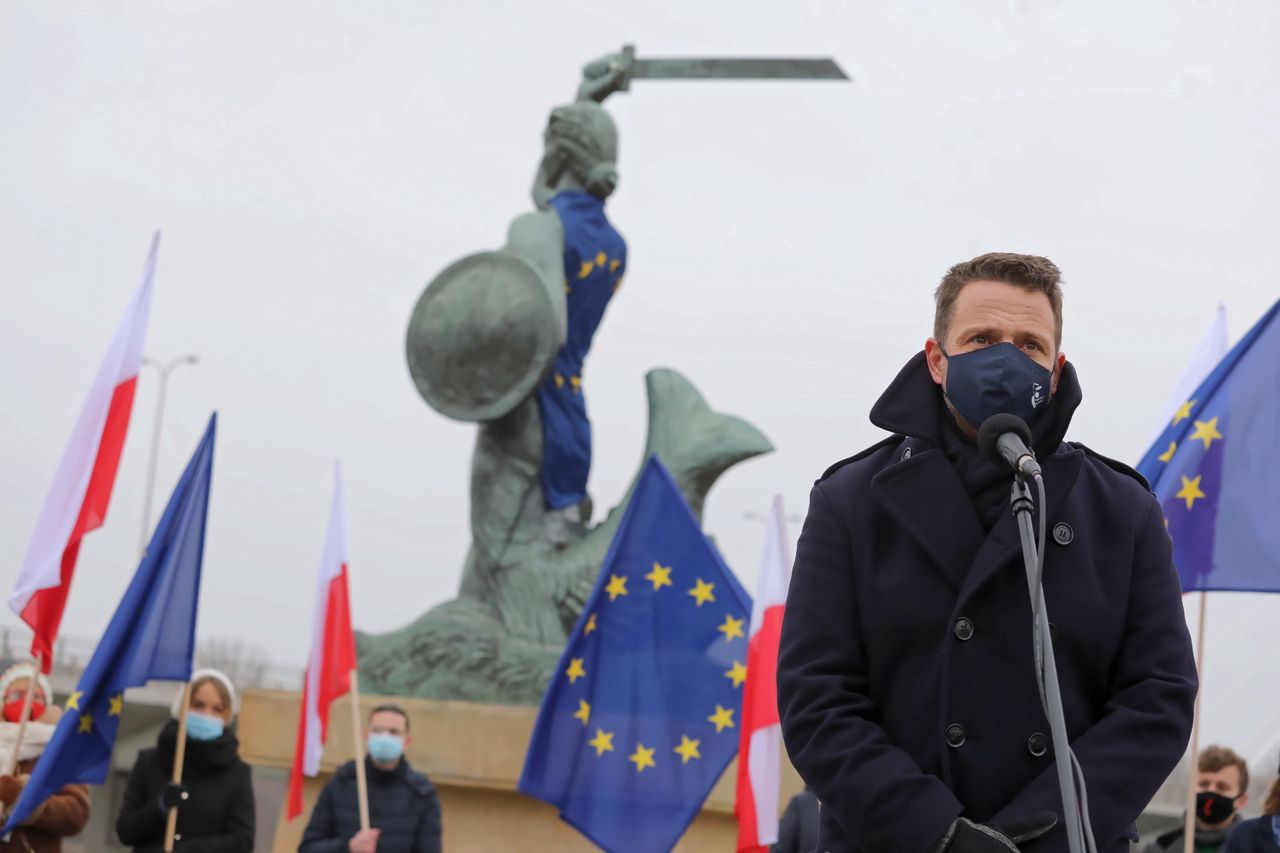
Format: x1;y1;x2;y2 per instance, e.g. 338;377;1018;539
1011;474;1091;853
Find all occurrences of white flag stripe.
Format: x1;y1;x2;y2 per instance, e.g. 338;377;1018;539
9;235;157;615
748;495;791;637
1146;303;1228;448
301;462;347;776
748;724;783;845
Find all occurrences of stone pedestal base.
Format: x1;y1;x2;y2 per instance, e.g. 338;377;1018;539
239;689;803;852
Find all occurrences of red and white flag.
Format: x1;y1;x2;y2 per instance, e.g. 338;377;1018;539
8;234;158;671
288;465;356;819
735;496;793;852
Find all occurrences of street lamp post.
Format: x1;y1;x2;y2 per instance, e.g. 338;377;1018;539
138;354;198;555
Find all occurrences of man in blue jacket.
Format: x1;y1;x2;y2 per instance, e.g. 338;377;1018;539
299;704;441;853
777;253;1198;852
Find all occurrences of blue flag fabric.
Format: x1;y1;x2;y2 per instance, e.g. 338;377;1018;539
3;414;216;833
1137;300;1280;592
519;455;752;853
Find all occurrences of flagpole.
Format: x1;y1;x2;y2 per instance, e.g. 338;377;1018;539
164;682;193;853
348;668;371;832
6;655;43;776
1181;592;1209;853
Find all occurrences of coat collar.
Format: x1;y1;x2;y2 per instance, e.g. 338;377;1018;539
867;352;1086;597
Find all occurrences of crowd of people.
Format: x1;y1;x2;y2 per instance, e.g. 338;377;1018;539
0;663;442;853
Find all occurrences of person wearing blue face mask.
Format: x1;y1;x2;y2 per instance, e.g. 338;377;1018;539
299;704;441;853
116;668;254;852
777;253;1197;853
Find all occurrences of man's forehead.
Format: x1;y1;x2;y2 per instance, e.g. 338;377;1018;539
370;711;406;729
950;282;1056;335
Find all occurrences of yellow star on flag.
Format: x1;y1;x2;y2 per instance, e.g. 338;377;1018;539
609;258;621;272
605;574;628;601
717;614;745;642
66;691;83;711
584;612;597;635
573;699;590;726
725;660;747;688
78;713;93;734
1157;441;1177;463
1176;474;1207;510
578;260;594;278
707;704;735;733
554;373;565;390
1172;399;1195;426
109;694;124;717
673;735;702;764
595;251;608;267
566;658;587;684
1190;417;1223;451
588;728;614;757
688;578;716;607
613;277;624;293
644;562;673;591
628;743;656;773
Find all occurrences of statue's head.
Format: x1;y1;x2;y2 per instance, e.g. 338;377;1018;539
531;101;619;210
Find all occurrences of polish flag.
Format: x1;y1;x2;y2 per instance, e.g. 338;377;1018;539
735;496;792;852
8;234;158;672
288;465;356;819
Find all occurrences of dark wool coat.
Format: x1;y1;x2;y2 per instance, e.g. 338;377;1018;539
1223;816;1280;853
116;720;254;853
777;353;1198;853
298;757;441;853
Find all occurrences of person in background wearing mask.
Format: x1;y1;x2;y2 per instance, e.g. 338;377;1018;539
1143;745;1251;853
777;253;1198;852
299;704;442;853
0;663;90;853
116;668;254;852
1224;754;1280;853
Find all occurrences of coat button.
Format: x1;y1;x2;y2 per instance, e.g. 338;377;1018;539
1027;732;1049;757
953;617;974;641
902;447;913;461
945;724;966;748
1052;523;1073;545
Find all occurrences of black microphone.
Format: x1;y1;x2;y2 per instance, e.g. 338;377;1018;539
977;414;1042;478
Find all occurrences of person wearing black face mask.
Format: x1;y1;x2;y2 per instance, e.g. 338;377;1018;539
1143;745;1249;853
777;252;1198;853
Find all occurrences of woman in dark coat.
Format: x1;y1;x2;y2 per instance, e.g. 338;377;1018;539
116;668;254;852
1223;761;1280;853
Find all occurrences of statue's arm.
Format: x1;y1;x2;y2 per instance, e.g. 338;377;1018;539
504;210;567;339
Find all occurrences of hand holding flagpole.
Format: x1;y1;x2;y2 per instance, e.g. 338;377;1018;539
164;682;193;853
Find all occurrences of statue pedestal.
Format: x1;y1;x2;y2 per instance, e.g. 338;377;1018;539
240;689;804;852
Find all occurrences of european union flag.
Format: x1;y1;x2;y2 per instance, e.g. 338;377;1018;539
1138;300;1280;592
3;414;216;833
519;456;752;853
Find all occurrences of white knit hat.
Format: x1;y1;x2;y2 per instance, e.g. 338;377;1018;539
170;668;239;719
0;663;53;704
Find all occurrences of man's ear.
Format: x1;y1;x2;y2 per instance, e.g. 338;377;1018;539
1050;351;1067;394
925;339;945;386
1236;793;1249;808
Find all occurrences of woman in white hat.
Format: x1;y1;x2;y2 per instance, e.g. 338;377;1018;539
0;662;90;853
115;668;254;852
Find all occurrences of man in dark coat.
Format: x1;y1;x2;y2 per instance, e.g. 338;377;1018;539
777;253;1198;853
299;704;441;853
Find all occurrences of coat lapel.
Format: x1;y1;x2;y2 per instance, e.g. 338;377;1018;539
872;443;986;591
956;446;1086;605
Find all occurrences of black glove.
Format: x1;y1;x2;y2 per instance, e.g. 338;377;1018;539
938;812;1058;852
158;782;190;815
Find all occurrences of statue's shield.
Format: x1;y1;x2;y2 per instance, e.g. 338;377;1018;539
406;251;561;422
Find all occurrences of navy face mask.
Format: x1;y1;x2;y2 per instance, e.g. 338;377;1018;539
942;341;1053;428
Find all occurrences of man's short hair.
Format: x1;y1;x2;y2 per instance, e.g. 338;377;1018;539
368;703;410;733
1199;744;1249;795
933;253;1064;349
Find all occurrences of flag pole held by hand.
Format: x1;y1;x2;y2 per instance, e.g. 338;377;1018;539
349;668;370;832
164;681;193;853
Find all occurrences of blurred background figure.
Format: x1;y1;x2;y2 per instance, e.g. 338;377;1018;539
1223;755;1280;853
772;784;819;853
115;668;254;852
0;662;90;853
1144;745;1250;853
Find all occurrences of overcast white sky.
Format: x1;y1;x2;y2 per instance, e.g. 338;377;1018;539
2;1;1277;769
